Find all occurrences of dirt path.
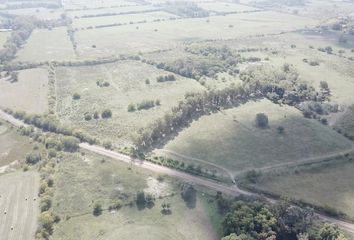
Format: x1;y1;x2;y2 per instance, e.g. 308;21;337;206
1;110;354;233
80;143;354;233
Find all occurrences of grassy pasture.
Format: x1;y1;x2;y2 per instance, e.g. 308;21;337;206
0;31;10;50
0;171;39;240
0;122;33;169
198;2;259;13
75;11;316;58
15;27;75;62
67;5;158;18
55;60;205;146
51;151;217;240
72;11;178;30
0;68;49;114
254;157;354;219
161;99;352;174
0;7;64;20
64;0;137;10
268;32;354;105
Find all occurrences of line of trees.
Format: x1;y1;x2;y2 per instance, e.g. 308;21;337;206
133;64;322;152
5;109;98;144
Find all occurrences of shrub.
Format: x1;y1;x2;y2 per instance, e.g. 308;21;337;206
26;152;41;165
101;109;112;118
61;136;80;152
103;141;112;150
93;111;100;119
93;202;102;216
127;103;136;112
72;93;81;100
84;113;92;121
255;113;269;128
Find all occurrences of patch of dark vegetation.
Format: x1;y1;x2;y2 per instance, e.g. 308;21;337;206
163;1;209;18
128;99;160;112
5;108;98;145
334;105;354;140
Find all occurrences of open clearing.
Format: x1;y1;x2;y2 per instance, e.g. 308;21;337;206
198;2;259;13
72;11;178;30
0;32;10;50
0;7;64;20
0;68;49;114
254;157;354;219
64;0;137;10
55;60;204;146
51;151;217;240
67;5;158;18
15;27;75;62
0;122;33;169
161;99;352;174
0;171;39;240
75;11;316;58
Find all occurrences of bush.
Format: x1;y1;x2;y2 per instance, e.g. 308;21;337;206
101;109;112;118
72;93;81;100
84;113;92;121
127;103;136;112
103;141;112;150
26;152;41;165
93;202;102;216
255;113;269;128
136;191;146;207
61;136;80;152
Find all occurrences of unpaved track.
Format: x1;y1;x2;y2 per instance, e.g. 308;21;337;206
80;143;354;233
0;171;39;240
1;110;354;233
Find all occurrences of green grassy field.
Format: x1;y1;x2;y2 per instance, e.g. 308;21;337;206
75;11;316;58
198;2;259;12
51;151;218;240
161;99;352;174
254;157;354;219
67;5;157;18
0;171;39;240
0;68;49;114
15;27;75;62
72;11;178;30
64;0;137;10
0;7;64;20
0;121;33;170
55;60;205;146
0;31;10;50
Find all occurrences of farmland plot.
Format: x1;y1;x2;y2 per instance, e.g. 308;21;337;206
0;171;39;240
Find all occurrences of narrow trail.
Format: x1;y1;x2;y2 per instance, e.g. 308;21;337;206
1;109;354;233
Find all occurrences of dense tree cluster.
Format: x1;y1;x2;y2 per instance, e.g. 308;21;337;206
164;1;209;18
218;197;347;240
5;109;97;144
156;74;176;82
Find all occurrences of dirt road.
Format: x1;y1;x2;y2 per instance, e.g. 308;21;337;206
80;143;354;234
1;109;354;234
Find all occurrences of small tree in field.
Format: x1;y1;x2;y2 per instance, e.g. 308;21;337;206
101;109;112;118
93;202;102;216
255;113;269;128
